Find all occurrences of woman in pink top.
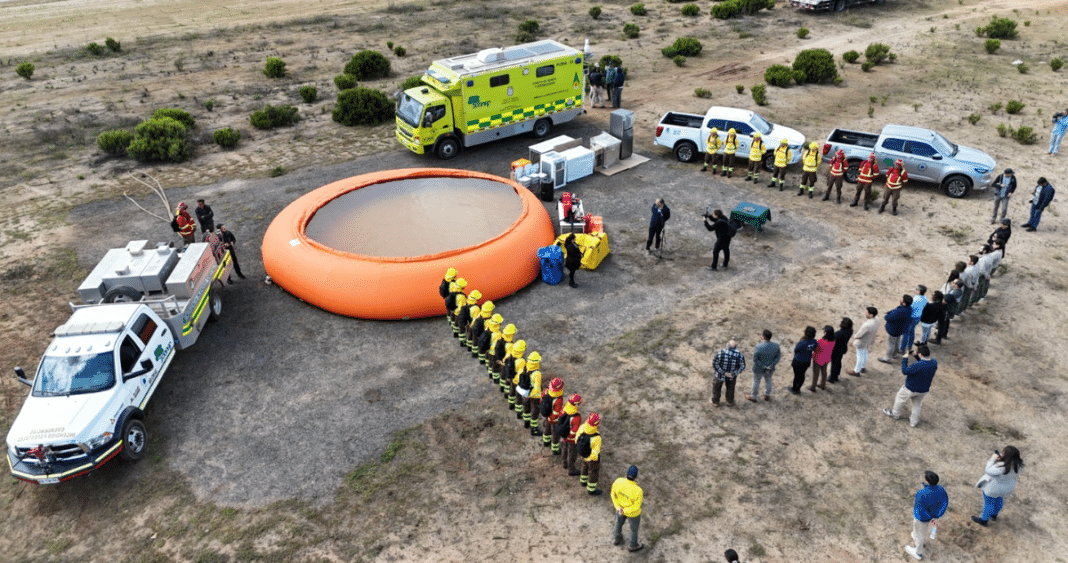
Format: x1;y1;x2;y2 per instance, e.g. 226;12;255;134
810;325;835;392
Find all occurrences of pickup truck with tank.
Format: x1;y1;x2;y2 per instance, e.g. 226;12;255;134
654;106;806;171
821;124;996;198
788;0;884;12
6;240;231;484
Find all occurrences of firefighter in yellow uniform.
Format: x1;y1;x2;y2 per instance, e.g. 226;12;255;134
451;292;468;340
519;352;541;427
746;132;766;183
824;148;847;203
523;368;543;435
879;158;909;215
493;324;516;391
513;349;536;420
612;465;645;552
457;289;480;349
503;339;526;412
446;278;467;335
701;127;722;173
578;413;603;495
722;129;739;178
464;295;487;353
439;267;457;300
477;313;502;366
798;142;820;198
541;377;565;451
769;138;792;190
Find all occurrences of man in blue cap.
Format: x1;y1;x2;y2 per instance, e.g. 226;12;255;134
611;465;644;552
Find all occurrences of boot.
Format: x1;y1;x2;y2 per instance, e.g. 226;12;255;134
752;175;759;183
797;187;805;196
701;165;707;172
837;194;842;204
822;190;830;201
727;168;732;178
767;180;776;188
779;182;784;191
808;189;814;199
892;207;898;216
850;198;859;207
878;203;886;213
721;169;727;177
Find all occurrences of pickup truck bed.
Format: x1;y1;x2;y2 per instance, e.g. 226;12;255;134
827;129;877;149
660;112;703;129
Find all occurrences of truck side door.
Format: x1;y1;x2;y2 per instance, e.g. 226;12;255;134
727;120;754;155
127;313;171;408
877;137;908;176
423;105;450;140
901;140;944;183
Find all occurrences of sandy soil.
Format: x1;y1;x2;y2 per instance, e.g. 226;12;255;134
1;0;1068;562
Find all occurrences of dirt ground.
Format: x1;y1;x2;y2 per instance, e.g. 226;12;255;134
2;0;1068;562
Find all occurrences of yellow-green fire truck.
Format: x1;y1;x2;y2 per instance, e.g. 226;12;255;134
396;39;586;159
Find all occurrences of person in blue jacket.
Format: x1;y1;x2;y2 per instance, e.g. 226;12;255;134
883;344;938;428
789;326;818;395
878;294;912;363
1021;177;1055;231
647;198;670;252
904;470;948;561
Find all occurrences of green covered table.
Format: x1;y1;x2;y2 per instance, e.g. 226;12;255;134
730;202;772;235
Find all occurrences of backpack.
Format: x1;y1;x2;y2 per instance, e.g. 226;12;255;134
518;369;531;393
577;432;597;458
170;216;180;232
727;218;740;239
554;413;572;437
540;395;555;418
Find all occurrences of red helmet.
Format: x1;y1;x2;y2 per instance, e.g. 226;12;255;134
835;149;845;158
587;413;601;426
568;393;582;405
550;377;564;392
868;152;876;160
894;158;904;167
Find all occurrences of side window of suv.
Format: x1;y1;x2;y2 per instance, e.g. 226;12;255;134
727;121;754;136
119;335;143;374
906;141;937;158
881;138;905;152
705;118;727;131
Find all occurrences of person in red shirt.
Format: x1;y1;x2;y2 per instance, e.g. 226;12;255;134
175;202;196;244
824;149;847;203
810;325;835;392
850;153;880;210
879;159;909;215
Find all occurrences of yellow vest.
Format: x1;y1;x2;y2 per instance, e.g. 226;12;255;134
724;135;738;155
802;148;819;172
706;134;722;154
611;477;644;517
774;145;791;168
749;139;765;162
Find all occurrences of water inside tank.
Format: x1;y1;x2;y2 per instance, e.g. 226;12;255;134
304;177;524;257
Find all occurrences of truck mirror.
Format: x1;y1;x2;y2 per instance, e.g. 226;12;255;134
124;359;154;381
14;366;32;387
931;154;942;161
423;112;433;127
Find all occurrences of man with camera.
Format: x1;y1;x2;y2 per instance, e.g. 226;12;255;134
703;208;733;271
1050;109;1068;156
882;344;938;428
647;198;671;253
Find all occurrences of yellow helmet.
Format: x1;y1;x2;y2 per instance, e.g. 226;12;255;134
455;278;468;289
752;132;761;139
527;351;541;363
809;141;819;149
780;138;788;145
512;339;527;356
481;301;494;317
444;268;457;281
709;127;719;136
727;128;736;135
491;313;503;324
455;294;467;306
467;289;482;303
503;323;516;336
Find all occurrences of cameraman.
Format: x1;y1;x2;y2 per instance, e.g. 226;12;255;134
703;208;732;270
647;198;670;252
1050;109;1068;156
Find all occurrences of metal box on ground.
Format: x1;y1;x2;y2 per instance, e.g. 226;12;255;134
529;135;580;163
561;146;595;183
610;109;634;160
590;132;621;169
540;151;568;189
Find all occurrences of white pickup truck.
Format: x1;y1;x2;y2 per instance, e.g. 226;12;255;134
6;240;231;484
788;0;883;12
821;124;996;198
654;106;806;171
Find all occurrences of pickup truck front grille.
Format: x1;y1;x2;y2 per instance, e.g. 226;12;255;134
397;122;414;141
15;443;87;465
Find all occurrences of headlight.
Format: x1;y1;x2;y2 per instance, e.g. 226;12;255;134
82;432;112;452
974;167;991;175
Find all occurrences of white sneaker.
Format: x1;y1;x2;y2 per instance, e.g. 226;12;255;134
883;408;899;420
905;545;923;560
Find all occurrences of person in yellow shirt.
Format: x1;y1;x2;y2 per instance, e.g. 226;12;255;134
746;131;766;183
611;465;645;552
769;138;792;190
722;129;739;178
577;413;603;495
522;367;543;435
798;141;820;198
701;127;722;173
503;340;526;413
516;351;540;422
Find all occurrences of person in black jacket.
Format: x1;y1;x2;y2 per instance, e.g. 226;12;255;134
195;199;215;233
704;209;732;271
990;168;1016;224
217;224;246;283
647;198;670;252
588;66;606;108
829;317;853;384
564;234;582;288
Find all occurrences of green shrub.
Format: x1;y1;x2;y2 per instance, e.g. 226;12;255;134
865;43;891;64
519;19;540;34
833;76;843;86
967;113;981;125
978;16;1018;39
751;84;768;106
105;37;121;52
1006;99;1025;114
299;85;317;103
711;2;739;19
387;41;394;49
989;102;1003;114
87;42;104;56
1052;58;1064;72
394;46;406;57
250;104;300;129
516;31;536;43
15;61;34;80
344;50;391;80
97;129;134;156
843;50;860;63
673;55;686;67
1017;63;1028;74
695;88;712;98
127;118;191;163
736;84;744;93
623;24;640;38
264;57;287;78
793;70;807;83
334;74;358;90
213;127;241;149
630;4;648;16
1012;126;1036;144
763;64;794;87
270;166;286;177
333;87;395;126
202;99;215;112
797;27;809;39
662;37;702;58
600;55;623;69
401;75;424;90
984;39;1000;53
681;4;700;16
792;48;837;83
861;61;874;72
888;53;896;62
996;123;1008;137
589;6;602;19
151;108;195;130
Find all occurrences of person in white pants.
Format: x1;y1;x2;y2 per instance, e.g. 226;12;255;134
848;307;878;376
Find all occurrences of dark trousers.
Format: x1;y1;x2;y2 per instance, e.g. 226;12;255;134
712;239;730;268
853;181;872;206
580;459;600;490
647;225;663;250
712;377;736;404
563;441;578;472
937;316;950;340
567;267;577;286
791;360;811;392
825;175;843;198
829;352;844;382
228;249;245;278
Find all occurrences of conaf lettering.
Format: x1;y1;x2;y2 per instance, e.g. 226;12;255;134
468;95;490;108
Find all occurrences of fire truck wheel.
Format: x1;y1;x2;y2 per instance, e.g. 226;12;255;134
533;119;552;139
119;418;147;461
208;280;224;322
102;286;144;304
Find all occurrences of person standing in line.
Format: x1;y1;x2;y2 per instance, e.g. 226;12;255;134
958;255;980;316
987;218;1012;256
610;62;626;109
745;131;766;183
647;198;671;252
829;317;853;383
721;128;739;178
971;446;1024;527
461;290;482;350
604;64;616;105
704;209;733;271
577;413;603;495
439;267;457;300
1021;177;1055;231
905;470;948;561
850;152;880;210
879;159;909;215
702;127;722;173
711;339;746;407
918;292;943;346
492;323;515;391
809;325;834;392
518;352;541;427
541;377;566;452
504;340;526;414
848;307;878;376
990;168;1016;224
217;224;246;282
724;549;744;563
790;326;818;395
798;142;820;198
195;199;215;233
559;394;583;475
939;280;963;344
467;300;493;357
768;138;792;190
175;202;196;245
588;65;606;108
747;329;780;403
878;295;913;363
445;277;467;335
883;344;937;428
477;313;502;366
563;233;582;288
902;285;927;355
823;148;847;203
611;465;645;552
977;241;1003;302
1049;108;1068;155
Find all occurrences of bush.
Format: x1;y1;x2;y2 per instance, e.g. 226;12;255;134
662;37;702;58
843;50;860;63
213;127;241;149
751;84;768;106
387;41;394;49
681;4;700;16
695;88;712;98
333;87;395;126
334;74;358;90
151;108;195;130
793;70;807;83
861;61;874;72
97;129;134;156
673;55;686;67
250;104;300;129
202;99;215;112
711;2;739;19
1012;126;1037;145
624;24;640;39
105;37;121;52
516;31;536;43
589;6;602;19
630;4;647;16
792;48;837;83
978;16;1018;39
736;84;744;93
984;39;1000;54
344;50;391;80
989;102;1003;114
797;27;809;39
127;118;191;163
865;43;891;64
264;57;287;78
518;19;540;34
600;55;623;69
87;42;104;56
1017;63;1029;74
764;64;794;87
967;113;981;125
401;75;424;90
1052;58;1064;72
270;166;286;177
15;61;34;80
833;76;843;86
996;123;1008;137
394;46;406;57
1006;99;1025;114
299;85;317;103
